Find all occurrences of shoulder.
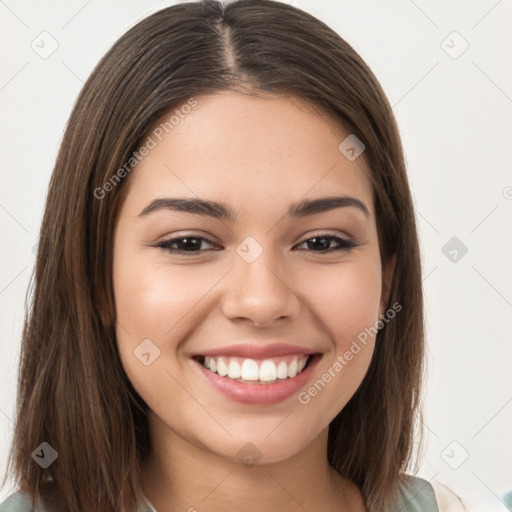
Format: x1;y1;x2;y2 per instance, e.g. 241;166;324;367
0;491;153;512
0;490;57;512
399;476;511;512
430;480;468;512
430;480;511;512
0;491;33;512
395;474;439;511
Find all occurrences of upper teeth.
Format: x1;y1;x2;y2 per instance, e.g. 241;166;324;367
203;355;309;382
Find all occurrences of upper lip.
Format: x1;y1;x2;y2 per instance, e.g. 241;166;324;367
191;343;321;359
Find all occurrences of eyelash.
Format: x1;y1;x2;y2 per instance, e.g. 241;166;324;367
154;233;358;255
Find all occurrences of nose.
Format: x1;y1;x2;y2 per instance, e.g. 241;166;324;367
220;247;302;328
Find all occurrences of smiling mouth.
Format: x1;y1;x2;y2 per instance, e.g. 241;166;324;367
192;353;321;384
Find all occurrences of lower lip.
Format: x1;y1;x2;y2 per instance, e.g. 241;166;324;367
192;354;322;405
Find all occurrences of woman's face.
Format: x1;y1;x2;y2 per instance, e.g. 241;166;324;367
112;90;394;465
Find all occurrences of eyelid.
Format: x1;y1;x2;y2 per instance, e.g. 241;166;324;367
293;232;358;251
298;229;354;242
153;234;218;251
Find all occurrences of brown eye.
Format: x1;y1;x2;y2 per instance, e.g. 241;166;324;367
294;235;357;253
155;236;218;254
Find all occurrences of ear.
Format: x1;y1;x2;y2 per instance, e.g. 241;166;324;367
379;253;397;317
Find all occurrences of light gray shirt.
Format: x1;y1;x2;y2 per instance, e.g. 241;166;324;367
0;475;438;511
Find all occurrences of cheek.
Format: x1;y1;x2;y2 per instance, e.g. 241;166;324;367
302;259;381;373
294;262;382;423
303;258;382;348
112;248;231;391
112;249;209;409
113;250;209;342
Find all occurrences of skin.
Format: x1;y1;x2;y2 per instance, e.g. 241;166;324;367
112;90;396;512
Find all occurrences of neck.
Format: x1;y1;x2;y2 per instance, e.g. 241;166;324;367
141;412;365;512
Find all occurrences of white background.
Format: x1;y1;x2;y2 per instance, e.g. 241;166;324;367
1;0;511;508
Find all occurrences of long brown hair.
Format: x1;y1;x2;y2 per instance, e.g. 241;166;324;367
1;1;424;510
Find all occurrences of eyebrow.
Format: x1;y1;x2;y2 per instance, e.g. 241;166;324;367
138;195;370;220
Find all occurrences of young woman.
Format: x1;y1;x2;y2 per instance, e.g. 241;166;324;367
0;1;458;510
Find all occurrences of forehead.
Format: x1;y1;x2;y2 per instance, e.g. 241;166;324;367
124;90;374;219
